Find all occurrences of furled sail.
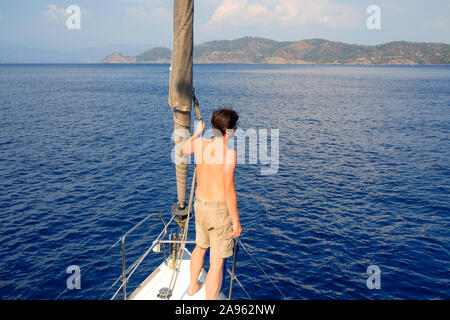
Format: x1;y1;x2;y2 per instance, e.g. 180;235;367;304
169;0;194;210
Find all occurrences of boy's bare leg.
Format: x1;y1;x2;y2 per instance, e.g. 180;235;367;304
205;255;224;300
187;245;206;296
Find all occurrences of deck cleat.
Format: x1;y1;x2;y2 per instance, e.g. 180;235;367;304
157;287;172;299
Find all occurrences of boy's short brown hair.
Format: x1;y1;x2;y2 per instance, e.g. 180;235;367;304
211;107;239;136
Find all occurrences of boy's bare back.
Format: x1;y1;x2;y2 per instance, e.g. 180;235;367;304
194;137;236;202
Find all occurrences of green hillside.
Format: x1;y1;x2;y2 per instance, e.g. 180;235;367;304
101;37;450;65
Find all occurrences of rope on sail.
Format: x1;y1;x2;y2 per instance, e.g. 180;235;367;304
163;166;197;299
164;87;202;298
192;88;202;121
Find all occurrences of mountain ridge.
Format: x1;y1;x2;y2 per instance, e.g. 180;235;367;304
101;37;450;65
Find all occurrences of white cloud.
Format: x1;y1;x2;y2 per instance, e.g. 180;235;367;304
207;0;268;25
204;0;362;29
42;4;69;22
125;1;170;23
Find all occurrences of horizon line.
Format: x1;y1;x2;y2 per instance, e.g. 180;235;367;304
1;36;449;52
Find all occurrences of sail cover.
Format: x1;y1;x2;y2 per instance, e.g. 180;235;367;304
169;0;194;208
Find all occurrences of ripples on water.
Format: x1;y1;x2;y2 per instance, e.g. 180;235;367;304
0;64;449;299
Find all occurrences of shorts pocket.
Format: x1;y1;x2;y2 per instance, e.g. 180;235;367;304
206;209;231;231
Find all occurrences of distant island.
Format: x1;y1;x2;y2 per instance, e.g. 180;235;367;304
101;52;136;64
101;37;450;65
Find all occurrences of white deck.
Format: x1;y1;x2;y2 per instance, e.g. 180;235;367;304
129;248;226;300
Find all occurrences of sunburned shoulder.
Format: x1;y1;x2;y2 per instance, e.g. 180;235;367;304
193;138;236;165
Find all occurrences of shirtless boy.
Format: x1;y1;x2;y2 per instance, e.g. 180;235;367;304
180;107;242;300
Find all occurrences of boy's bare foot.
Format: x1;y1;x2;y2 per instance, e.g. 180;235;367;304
187;281;204;296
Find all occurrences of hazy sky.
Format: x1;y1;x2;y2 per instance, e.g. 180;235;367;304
0;0;449;51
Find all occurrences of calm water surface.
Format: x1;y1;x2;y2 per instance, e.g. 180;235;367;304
0;64;449;299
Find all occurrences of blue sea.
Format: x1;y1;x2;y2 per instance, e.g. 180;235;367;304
0;64;449;300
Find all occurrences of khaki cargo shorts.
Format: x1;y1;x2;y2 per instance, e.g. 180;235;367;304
194;197;234;259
